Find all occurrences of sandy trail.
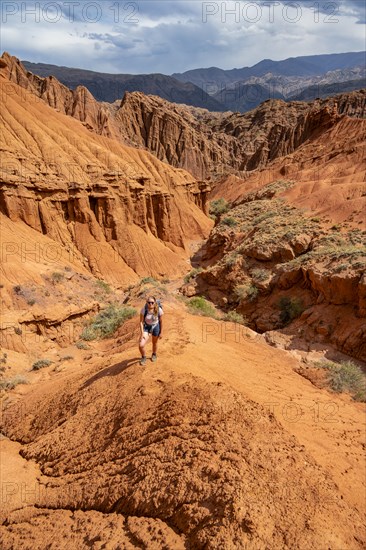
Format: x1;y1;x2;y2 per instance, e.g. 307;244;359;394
137;300;366;517
1;297;365;546
0;438;43;517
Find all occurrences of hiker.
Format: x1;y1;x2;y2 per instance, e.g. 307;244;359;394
139;296;163;365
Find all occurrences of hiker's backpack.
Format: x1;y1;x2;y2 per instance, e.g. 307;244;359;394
144;299;163;321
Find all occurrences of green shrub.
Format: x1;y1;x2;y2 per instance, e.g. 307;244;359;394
51;272;64;283
32;359;53;371
0;375;28;390
223;252;239;267
251;268;270;282
76;341;90;350
27;299;36;306
60;355;74;362
209;198;230;219
247;285;258;301
81;304;136;340
318;360;366;402
140;277;157;285
334;264;348;272
80;326;98;341
187;296;217;318
95;279;111;293
278;296;304;324
222;216;238;227
224;311;247;325
352;261;365;269
184;268;203;284
234;284;258;302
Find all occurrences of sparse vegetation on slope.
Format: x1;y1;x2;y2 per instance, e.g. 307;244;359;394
183;178;366;358
184;268;203;284
317;360;366;402
224;311;247;325
81;304;136;340
278;297;304;325
0;375;28;391
32;359;53;371
95;279;112;294
187;296;217;318
209;198;230;220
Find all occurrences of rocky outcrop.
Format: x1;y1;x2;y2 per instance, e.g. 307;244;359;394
0;178;210;262
211;111;366;226
111;90;366;179
0;70;212;285
191;259;366;361
113;90;366;179
3;53;365;180
0;300;100;352
193;103;366;360
113;92;232;179
183;179;366;360
1;52;119;140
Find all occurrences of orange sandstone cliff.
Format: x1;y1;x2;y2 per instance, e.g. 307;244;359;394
3;53;365;180
0;63;212;286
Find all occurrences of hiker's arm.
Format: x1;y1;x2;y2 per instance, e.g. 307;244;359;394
159;315;163;337
140;313;144;335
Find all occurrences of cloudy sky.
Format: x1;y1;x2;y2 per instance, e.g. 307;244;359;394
1;1;365;74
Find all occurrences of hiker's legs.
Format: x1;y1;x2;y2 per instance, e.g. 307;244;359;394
139;332;150;357
152;335;159;354
151;323;160;355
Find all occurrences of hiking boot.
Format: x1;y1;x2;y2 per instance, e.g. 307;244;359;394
140;356;147;366
151;353;157;362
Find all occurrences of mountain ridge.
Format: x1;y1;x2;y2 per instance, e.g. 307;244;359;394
21;58;225;111
21;50;366;112
4;53;365;184
173;51;366;86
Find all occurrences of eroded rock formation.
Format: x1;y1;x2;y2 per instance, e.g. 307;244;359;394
3;53;365;180
185;178;366;359
1;52;119;140
0;64;212;286
2;367;365;549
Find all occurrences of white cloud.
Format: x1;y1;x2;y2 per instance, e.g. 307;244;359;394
0;1;364;73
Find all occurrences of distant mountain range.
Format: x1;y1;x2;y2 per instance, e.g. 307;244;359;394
22;51;365;113
211;69;366;112
172;52;366;86
21;61;224;111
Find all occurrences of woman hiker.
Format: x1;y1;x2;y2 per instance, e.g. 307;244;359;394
139;296;163;365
